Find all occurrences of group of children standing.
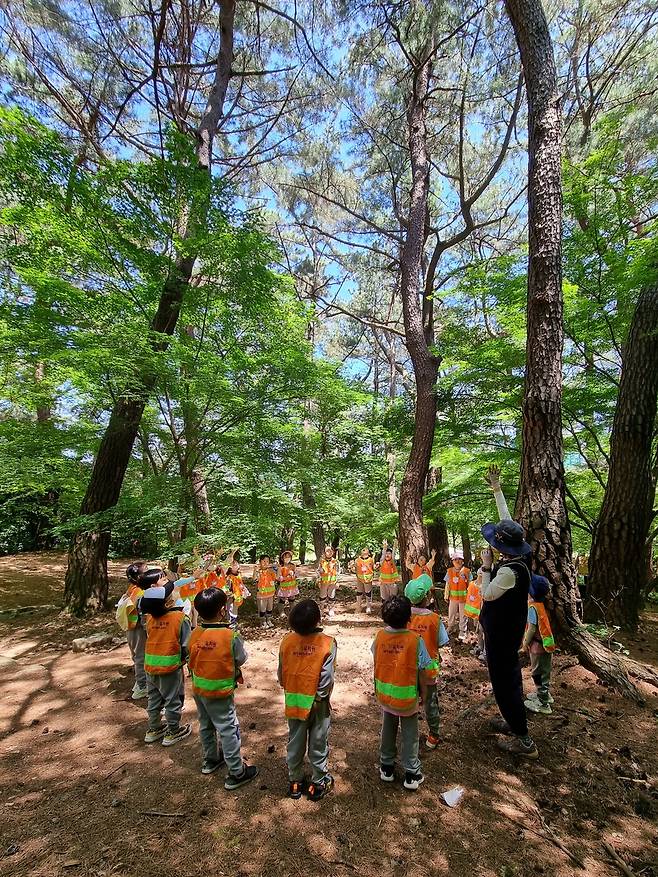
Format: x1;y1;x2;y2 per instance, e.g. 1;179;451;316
116;530;556;798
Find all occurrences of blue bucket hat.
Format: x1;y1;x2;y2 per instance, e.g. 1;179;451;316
480;519;532;557
530;574;550;600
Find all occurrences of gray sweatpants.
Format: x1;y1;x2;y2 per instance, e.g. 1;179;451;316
194;694;243;775
126;627;146;689
146;669;184;732
286;698;331;783
423;685;440;736
530;651;552;704
380;710;421;774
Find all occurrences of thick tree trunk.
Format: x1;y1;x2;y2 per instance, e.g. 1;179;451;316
301;481;325;561
397;40;441;583
63;0;236;614
461;529;472;568
587;282;658;629
299;532;307;565
504;0;650;699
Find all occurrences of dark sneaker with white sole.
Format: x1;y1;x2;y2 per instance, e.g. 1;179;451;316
403;771;425;791
488;717;514;735
162;723;192;746
496;736;539;758
144;725;166;744
307;775;334;801
224;764;259;790
380;764;395;782
288;780;305;799
201;755;226;774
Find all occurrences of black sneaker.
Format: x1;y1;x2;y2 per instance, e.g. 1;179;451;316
403;771;425;791
224;764;259;790
201;754;226;774
288;780;305;799
380;764;395;782
488;717;514;735
307;775;334;801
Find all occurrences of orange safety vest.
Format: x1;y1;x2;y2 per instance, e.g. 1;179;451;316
356;556;374;582
412;563;431;580
189;624;236;698
373;629;420;714
464;581;482;618
320;558;338;585
257;568;277;597
225;572;244;607
379;559;399;584
528;601;556;652
408;610;441;662
126;584;143;630
279;631;335;720
179;577;203;603
279;564;296;583
446;566;470;602
144;610;185;675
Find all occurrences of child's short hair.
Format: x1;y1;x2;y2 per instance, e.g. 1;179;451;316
259;554;270;562
289;599;321;635
382;595;412;628
126;561;147;583
194;587;227;620
138;567;164;589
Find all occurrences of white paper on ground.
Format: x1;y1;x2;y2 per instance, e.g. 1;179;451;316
441;786;465;807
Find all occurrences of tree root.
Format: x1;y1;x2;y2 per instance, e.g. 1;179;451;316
562;623;658;702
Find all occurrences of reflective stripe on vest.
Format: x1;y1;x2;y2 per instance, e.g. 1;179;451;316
408;611;440;661
126;585;143;630
225;573;244;606
373;629;419;713
528;601;556;652
189;625;236;698
379;560;399;584
447;567;470;601
145;611;184;674
356;557;374;582
464;581;482;617
280;631;334;720
320;559;338;584
257;569;276;597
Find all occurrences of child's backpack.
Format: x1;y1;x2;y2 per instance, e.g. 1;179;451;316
115;594;134;631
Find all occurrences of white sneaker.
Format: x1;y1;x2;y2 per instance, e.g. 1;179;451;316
132;685;148;700
458;634;466;642
526;691;554;704
328;608;335;620
524;698;552;714
365;604;372;615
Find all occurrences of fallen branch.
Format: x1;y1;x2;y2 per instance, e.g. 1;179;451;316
103;761;128;781
602;841;638;877
504;814;585;869
327;861;357;871
140;810;185;818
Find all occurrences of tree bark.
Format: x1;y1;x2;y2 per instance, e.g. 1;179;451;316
301;481;325;561
586;281;658;629
460;529;472;568
504;0;651;700
397;38;441;583
63;0;236;615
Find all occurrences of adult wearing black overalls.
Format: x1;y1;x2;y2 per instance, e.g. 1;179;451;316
479;519;538;758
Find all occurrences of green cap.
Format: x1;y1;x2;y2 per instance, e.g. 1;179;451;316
404;573;433;604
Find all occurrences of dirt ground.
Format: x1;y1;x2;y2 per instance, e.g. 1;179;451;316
1;552;657;877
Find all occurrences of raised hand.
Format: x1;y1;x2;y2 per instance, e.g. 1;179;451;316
484;464;501;489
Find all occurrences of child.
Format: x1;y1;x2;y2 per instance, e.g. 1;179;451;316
378;539;400;601
317;546;339;619
405;575;449;750
355;547;376;614
373;595;436;791
443;550;471;642
406;548;437;581
254;554;277;628
520;574;556;714
118;561;148;700
225;554;250;627
278;599;337;801
277;550;300;616
140;569;192;746
189;587;259;790
466;569;486;661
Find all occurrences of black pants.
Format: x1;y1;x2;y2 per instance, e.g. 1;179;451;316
484;633;528;737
